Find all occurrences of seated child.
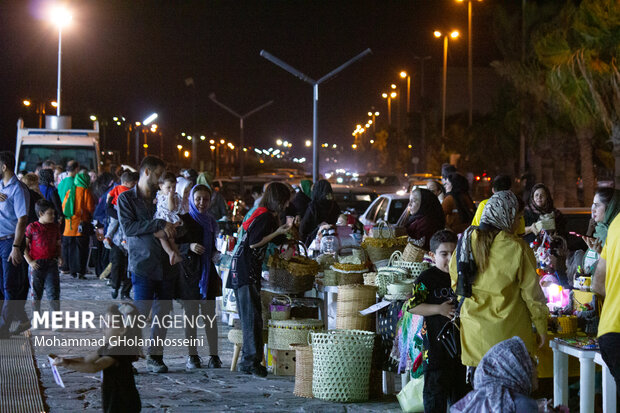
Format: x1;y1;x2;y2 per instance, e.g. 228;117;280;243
451;336;540;413
24;199;62;316
53;303;142;413
407;229;468;413
154;172;183;265
104;171;138;250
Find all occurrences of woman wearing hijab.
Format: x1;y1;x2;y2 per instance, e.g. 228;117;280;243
581;188;620;276
450;191;548;369
38;168;63;220
289;179;312;220
451;336;539;413
175;184;222;370
397;188;446;251
300;179;341;246
442;173;476;234
175;176;193;214
523;183;566;244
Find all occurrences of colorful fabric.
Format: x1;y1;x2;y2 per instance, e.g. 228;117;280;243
188;185;218;299
59;173;90;219
242;207;268;230
594;189;620;246
450;336;534;413
108;185;130;206
25;222;60;260
300;179;312;198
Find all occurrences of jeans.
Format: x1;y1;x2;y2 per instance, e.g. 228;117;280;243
110;244;131;296
598;333;620;400
29;259;60;312
183;299;218;356
0;239;28;334
62;235;89;276
131;272;174;356
233;283;263;369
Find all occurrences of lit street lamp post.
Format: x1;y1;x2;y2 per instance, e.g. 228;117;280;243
209;94;273;193
260;48;372;182
400;71;411;114
457;0;483;127
434;30;459;138
134;113;158;166
381;91;397;127
50;6;72;117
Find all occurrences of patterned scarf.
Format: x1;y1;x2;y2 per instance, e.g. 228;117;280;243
456;190;518;297
188;185;218;299
451;336;533;413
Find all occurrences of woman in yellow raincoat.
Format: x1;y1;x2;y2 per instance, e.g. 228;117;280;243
449;190;548;368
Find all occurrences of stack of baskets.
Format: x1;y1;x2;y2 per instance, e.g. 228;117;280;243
268;319;325;351
269;296;292;320
362;223;408;269
325;246;370;286
388;251;431;280
310;330;376;403
384;279;415;301
374;266;409;298
269;242;320;294
336;285;378;331
402;242;426;262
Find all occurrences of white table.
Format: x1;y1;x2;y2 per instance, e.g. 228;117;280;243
550;339;616;413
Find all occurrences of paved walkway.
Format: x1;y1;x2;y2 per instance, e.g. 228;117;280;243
3;272;402;412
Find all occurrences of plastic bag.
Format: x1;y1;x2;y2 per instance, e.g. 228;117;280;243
397;376;424;412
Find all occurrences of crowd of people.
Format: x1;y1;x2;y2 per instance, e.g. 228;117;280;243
1;150;618;412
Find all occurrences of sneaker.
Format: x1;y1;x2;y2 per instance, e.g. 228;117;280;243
206;355;222;369
10;321;31;336
146;356;168;373
106;279;112;287
185;355;202;371
111;289;119;299
250;365;268;378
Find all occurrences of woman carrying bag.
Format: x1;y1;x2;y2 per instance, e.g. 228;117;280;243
449;191;548;372
176;184;222;371
523;183;566;245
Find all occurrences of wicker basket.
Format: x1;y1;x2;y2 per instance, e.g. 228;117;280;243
322;267;338;286
268;319;324;350
363;272;377;286
310;330;376;403
269;244;319;293
270;295;292;320
290;344;314;398
362;236;408;265
402;242;426;262
375;267;409;297
336;285;378;331
557;315;578;335
388;251;430;279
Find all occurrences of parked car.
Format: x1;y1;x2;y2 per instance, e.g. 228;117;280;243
358;173;407;195
358;193;409;227
331;184;378;217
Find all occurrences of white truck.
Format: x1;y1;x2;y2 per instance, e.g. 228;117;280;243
15;116;101;173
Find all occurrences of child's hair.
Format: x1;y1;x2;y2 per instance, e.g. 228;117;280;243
35;199;55;217
106;303;143;357
260;181;291;212
121;171;139;185
22;172;40;190
158;172;177;186
429;229;458;253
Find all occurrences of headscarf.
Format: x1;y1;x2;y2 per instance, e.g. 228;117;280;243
176;177;193;214
594;189;620;245
409;188;445;227
446;173;475;223
311;179;333;202
58;172;90;218
189;185;218;299
300;179;312;198
38;169;56;202
451;337;533;413
456;190;518;297
526;183;554;215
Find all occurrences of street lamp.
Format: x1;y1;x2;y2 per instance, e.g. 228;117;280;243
209;93;272;192
135;112;158;166
434;30;460;137
382;91;397;126
457;0;483;127
49;5;72;117
400;71;411;114
260;48;372;181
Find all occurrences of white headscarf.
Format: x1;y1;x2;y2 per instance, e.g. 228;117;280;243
176;177;193;214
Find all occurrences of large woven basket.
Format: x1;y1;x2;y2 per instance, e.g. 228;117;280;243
268;319;324;350
270;295;292;320
402;242;426;262
389;251;430;279
310;330;376;403
290;344;314;398
336;285;377;331
362;236;408;265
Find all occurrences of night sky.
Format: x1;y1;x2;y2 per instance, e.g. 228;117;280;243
0;0;501;160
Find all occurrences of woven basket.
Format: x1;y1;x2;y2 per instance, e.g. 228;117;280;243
336;285;378;331
388;251;430;279
322;267;338;286
557;315;577;335
362;236;408;265
290;344;314;398
402;242;426;262
375;267;409;297
310;330;376;403
363;272;377;286
268;319;324;350
268;242;319;293
270;295;292;320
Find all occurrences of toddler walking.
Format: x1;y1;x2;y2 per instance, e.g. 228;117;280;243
24;199;61;316
155;172;183;265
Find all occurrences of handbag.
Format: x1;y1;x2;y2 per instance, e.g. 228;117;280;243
396;376;424;412
229;213;265;288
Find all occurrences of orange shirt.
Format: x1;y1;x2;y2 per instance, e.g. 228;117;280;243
62;186;95;236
